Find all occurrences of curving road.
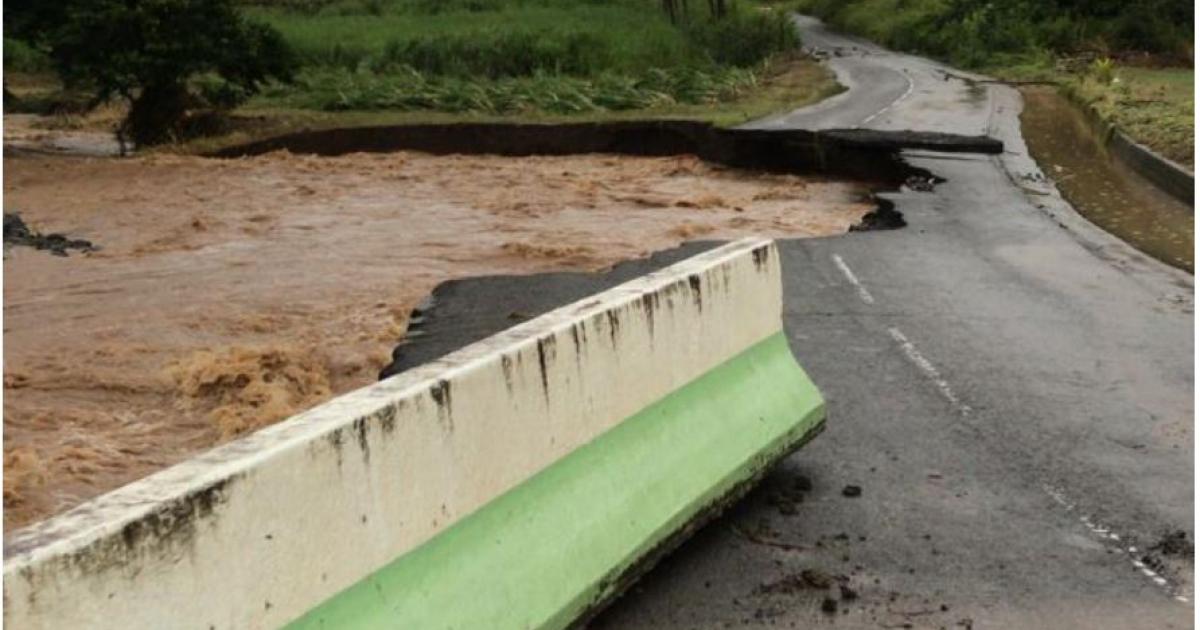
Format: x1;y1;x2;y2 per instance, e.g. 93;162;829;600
394;15;1194;629
594;15;1195;629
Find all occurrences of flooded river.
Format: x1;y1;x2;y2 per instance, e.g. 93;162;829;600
3;143;874;530
1020;87;1193;272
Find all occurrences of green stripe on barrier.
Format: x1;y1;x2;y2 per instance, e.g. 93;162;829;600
287;330;824;629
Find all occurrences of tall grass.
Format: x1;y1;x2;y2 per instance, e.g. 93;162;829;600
244;3;700;73
243;0;799;115
262;64;761;113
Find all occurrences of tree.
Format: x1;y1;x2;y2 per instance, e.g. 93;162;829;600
7;0;295;149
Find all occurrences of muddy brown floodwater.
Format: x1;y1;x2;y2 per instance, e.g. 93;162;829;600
3;143;875;530
1020;87;1194;272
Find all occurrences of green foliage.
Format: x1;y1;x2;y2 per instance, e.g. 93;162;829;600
793;0;1194;67
1088;57;1116;84
248;3;699;74
238;0;799;118
376;30;612;78
3;37;51;73
6;0;296;146
683;7;799;67
263;64;760;114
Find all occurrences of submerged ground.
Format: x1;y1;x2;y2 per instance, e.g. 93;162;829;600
1;144;873;530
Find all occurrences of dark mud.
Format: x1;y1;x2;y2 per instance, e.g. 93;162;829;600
850;198;906;232
4;213;95;256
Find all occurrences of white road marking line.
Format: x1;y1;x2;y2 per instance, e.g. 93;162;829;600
1042;484;1185;604
861;69;916;126
886;327;971;415
832;254;875;304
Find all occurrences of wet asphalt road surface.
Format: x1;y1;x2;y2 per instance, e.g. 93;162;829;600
392;16;1195;629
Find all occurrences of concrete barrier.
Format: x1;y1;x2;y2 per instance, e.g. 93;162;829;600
3;237;825;629
1109;130;1193;207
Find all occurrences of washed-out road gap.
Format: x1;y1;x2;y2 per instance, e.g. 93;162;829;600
399;14;1192;629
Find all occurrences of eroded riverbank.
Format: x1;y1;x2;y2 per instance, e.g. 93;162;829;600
3;146;876;530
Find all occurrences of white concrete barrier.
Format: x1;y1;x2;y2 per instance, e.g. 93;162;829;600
3;237;825;629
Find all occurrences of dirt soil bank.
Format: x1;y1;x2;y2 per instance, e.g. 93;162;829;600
3;147;874;530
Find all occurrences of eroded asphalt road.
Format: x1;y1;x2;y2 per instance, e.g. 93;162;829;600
394;16;1195;629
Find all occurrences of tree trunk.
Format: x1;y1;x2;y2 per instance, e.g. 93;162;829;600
123;82;190;148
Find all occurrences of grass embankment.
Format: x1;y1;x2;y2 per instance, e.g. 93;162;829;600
1057;67;1193;167
788;0;1194;168
5;0;843;148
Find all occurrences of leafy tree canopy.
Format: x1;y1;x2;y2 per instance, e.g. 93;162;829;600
6;0;296;147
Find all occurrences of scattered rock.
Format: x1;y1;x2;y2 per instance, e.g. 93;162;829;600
904;175;938;192
1150;530;1193;557
4;213;95;257
842;484;863;498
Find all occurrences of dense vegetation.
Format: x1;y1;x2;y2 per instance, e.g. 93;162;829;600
242;0;799;113
4;0;296;146
790;0;1194;68
5;0;804;141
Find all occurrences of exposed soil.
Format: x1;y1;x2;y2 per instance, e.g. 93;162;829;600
3;144;874;531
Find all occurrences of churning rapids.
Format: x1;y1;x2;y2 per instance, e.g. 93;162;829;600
3;142;874;530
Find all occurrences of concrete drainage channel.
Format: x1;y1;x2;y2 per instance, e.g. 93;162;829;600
4;122;1003;629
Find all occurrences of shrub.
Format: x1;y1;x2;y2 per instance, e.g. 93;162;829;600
684;7;799;67
378;29;611;78
3;37;51;73
12;0;296;147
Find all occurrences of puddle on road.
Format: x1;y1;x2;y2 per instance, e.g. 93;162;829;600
1020;87;1193;272
3;142;876;530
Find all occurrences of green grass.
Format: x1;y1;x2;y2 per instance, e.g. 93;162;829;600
1063;67;1194;167
175;54;841;154
6;0;836;147
234;0;810;122
244;3;701;74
